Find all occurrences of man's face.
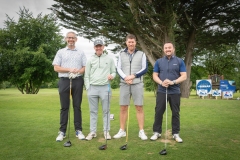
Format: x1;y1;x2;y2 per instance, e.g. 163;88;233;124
94;45;104;56
126;38;136;52
65;33;77;46
163;43;175;57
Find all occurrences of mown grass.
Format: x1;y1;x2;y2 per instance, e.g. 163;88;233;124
0;88;240;160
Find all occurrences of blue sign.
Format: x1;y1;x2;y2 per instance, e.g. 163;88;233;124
212;90;221;96
219;80;236;93
196;80;212;94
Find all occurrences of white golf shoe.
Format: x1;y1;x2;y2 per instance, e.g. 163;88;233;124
85;132;97;141
104;132;111;140
173;134;183;143
113;129;126;139
56;131;66;142
150;132;161;141
76;130;85;140
139;130;148;140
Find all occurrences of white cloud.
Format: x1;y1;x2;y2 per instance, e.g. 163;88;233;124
0;0;54;28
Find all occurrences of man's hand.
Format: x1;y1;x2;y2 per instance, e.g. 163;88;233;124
162;79;174;87
124;75;134;85
69;68;79;74
125;79;133;85
107;75;113;80
124;75;135;81
69;72;78;79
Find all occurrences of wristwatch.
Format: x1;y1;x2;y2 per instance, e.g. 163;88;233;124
173;80;176;84
134;73;137;77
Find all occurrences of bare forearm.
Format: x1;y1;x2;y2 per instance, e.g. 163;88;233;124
54;65;85;74
175;72;187;84
153;73;162;85
54;65;70;73
78;67;85;74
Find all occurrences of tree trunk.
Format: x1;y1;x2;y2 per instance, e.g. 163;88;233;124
17;86;24;94
136;34;156;66
180;29;196;98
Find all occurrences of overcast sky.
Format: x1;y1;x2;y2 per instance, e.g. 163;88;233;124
0;0;117;60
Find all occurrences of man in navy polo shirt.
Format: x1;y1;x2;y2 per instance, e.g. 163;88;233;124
150;42;187;143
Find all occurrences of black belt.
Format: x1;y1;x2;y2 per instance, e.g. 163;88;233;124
60;76;82;79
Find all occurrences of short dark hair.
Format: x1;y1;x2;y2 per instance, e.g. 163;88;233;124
126;34;136;41
164;42;175;48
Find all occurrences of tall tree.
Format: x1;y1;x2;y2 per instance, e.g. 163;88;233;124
176;0;240;97
51;0;240;97
51;0;176;64
202;44;240;89
0;8;65;94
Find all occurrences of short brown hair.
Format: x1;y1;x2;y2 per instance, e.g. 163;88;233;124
126;34;136;41
164;42;175;48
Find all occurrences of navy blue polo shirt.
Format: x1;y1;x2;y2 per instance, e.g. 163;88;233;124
153;56;186;94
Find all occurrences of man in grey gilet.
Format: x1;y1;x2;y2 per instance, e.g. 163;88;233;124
113;34;148;140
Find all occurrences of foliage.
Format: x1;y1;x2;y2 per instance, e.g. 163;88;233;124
202;46;237;75
111;74;120;89
189;44;240;91
193;44;240;90
175;0;240;97
232;44;240;90
0;7;65;94
0;81;12;89
51;0;178;64
189;65;208;90
46;79;59;88
144;61;157;94
51;0;240;98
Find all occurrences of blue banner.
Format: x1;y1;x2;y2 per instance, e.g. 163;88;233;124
219;80;236;93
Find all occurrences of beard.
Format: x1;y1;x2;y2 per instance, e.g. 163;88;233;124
68;42;74;46
67;42;75;48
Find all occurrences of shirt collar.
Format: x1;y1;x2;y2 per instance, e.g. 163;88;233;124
164;55;175;59
123;48;138;54
65;47;77;51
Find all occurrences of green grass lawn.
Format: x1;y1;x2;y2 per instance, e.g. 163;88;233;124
0;88;240;160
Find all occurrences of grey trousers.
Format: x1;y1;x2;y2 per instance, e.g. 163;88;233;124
87;84;111;133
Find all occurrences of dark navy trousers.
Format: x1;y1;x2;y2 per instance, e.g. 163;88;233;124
58;77;84;133
153;92;181;135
